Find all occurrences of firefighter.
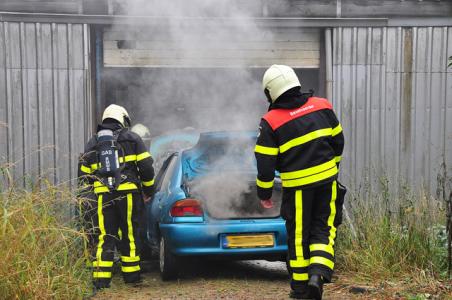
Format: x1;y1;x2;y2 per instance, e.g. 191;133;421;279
78;104;155;289
255;65;344;299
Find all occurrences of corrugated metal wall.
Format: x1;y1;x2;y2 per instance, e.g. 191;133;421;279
332;27;452;195
0;22;92;187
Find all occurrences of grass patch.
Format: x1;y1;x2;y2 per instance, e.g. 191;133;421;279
0;176;91;299
336;183;450;297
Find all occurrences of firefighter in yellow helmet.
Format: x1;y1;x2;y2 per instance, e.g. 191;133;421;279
255;65;345;299
78;104;155;289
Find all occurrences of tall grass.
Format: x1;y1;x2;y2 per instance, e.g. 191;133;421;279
336;180;449;290
0;171;91;299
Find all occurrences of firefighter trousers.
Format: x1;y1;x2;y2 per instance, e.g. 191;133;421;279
92;191;143;286
281;180;340;292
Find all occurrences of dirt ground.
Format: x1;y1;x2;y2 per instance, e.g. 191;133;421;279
92;260;452;300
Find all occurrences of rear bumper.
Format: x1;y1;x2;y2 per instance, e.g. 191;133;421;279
159;220;287;257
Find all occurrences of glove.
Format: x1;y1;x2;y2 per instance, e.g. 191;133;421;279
260;199;274;209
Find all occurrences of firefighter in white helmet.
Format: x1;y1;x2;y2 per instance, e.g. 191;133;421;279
131;123;151;149
255;65;346;299
78;104;155;289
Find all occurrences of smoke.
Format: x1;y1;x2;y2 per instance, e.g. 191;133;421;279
103;0;275;137
103;1;284;218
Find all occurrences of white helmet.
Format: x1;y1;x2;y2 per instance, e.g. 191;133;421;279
102;104;131;127
131;123;150;139
262;65;301;103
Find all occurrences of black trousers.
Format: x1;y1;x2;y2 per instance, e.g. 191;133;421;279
281;180;340;292
92;192;143;285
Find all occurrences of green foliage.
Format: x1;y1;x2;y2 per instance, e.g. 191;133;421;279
449;56;452;68
0;180;91;299
336;183;448;286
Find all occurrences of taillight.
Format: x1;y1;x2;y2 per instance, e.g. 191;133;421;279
170;199;203;217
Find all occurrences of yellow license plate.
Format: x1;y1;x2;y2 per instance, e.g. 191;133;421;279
224;234;274;248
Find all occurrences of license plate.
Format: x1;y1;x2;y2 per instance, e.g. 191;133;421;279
222;234;274;248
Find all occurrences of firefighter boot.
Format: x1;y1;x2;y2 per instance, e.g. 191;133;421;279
308;274;323;300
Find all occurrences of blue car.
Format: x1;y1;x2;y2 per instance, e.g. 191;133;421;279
145;131;287;280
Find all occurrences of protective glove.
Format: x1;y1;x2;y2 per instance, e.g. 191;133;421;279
260;199;274;209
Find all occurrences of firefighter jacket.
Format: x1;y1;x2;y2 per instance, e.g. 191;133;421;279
255;90;344;200
78;122;155;197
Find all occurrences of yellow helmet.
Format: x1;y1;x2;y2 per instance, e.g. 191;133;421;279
262;65;301;103
102;104;131;127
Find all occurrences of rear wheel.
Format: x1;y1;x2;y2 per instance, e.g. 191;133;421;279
159;237;178;281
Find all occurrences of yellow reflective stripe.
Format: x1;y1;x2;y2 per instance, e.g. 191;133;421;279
255;144;279;156
142;179;154;187
94;187;109;193
119;155;137;163
310;256;334;270
93;182;139;193
121;265;141;273
335;156;341;163
327;181;338;250
281;159;336;180
80;164;92;174
137;152;151;161
118;183;138;190
292;273;309;281
92;260;113;268
93;271;112;278
332;124;343;137
309;244;334;256
282;166;338;188
290;258;310;268
127;193;137;257
121;256;140;263
256;178;274;189
95;195;106;268
294;190;303;265
118;228;123;240
90;163;99;171
280;128;333;154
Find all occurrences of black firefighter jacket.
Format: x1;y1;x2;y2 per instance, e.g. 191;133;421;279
255;90;344;200
78;122;155;197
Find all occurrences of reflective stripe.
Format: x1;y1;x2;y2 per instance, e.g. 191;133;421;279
255;145;279;156
280;128;333;154
335;156;341;163
281;159;336;180
137;152;151;161
93;271;112;278
119;155;137;163
290;258;310;268
127;193;137;258
90;163;99;171
327;181;337;252
142;179;154;187
290;190;308;269
309;244;334;256
282;166;338;188
95;195;106;273
256;178;274;189
310;256;334;270
80;164;92;174
92;260;114;268
332;124;343;137
121;265;141;273
93;182;139;194
292;272;309;281
118;228;122;240
121;256;140;263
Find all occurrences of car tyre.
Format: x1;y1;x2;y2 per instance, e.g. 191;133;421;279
159;237;178;281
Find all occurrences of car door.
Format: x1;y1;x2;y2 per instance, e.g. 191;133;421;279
146;154;178;243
